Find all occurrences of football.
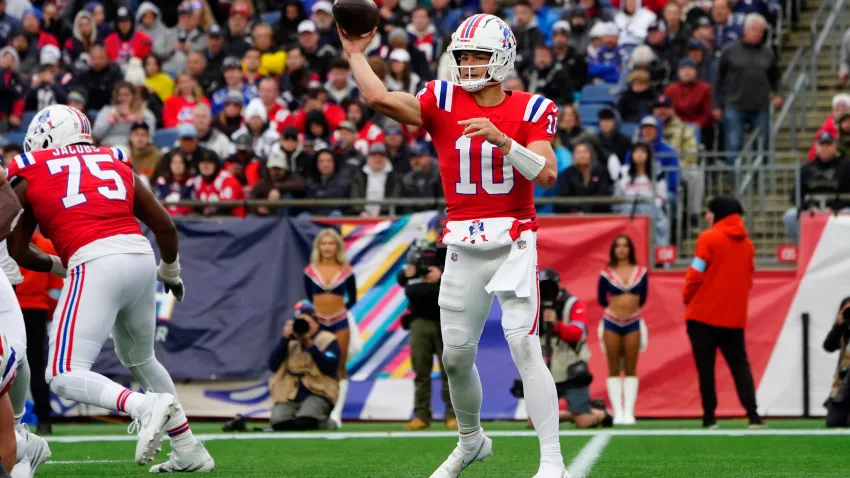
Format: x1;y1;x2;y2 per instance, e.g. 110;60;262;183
333;0;380;37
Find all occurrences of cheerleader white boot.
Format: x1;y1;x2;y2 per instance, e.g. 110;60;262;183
607;377;624;425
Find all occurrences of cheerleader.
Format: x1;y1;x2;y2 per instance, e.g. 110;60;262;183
598;234;648;425
304;228;357;429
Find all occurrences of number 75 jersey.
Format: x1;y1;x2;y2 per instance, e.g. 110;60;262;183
6;145;145;266
417;80;558;221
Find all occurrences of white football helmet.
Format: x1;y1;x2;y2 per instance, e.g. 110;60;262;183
24;104;93;153
447;14;517;92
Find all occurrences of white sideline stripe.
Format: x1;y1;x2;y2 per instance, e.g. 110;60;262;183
45;460;127;465
567;433;611;478
43;428;850;443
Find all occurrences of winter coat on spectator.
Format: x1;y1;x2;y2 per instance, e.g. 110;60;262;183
274;0;306;46
614;6;657;46
145;72;174;103
836;112;850;160
587;45;629;84
714;40;779;112
213;112;243;138
104;24;152;68
555;45;588;92
158;26;207;75
155;175;194;216
512;16;546;74
211;84;258;115
349;162;404;216
294;104;345;135
564;7;594;53
324;78;360;107
63;10;96;67
0;63;25;125
793;154;850;211
406;24;440;65
660;115;699;167
250;168;306;215
556;163;613;214
72;62;123;111
385;71;423;97
527;62;574;107
808;114;844;161
617;87;657;123
576;131;623;183
233;99;281;159
387;142;411;175
401;160;442;213
135;2;169;51
557;125;588;153
713;17;743;52
303;44;338;82
732;0;778;27
92;106;157;148
611;0;668;14
625;118;680;196
130;142;162;181
163;95;211;129
198;128;234;164
268;143;311;176
25;82;68;112
304;154;351;215
664;78;713;130
194;168;247;218
0;10;19;47
687;40;716;83
597;123;632;165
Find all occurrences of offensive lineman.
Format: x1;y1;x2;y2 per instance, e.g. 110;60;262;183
340;14;567;478
4;105;214;472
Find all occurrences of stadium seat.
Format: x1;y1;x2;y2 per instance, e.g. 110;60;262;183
261;10;281;26
620;122;639;139
3;131;25;147
578;103;606;126
580;84;617;105
154;129;179;150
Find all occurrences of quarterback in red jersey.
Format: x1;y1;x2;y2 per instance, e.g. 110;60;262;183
4;105;214;472
340;14;566;478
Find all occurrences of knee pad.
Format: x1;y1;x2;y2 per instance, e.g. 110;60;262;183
441;341;477;376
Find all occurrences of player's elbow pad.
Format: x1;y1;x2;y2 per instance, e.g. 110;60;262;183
505;140;546;181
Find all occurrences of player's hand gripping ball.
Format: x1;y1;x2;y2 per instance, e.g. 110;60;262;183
333;0;380;36
458;117;506;146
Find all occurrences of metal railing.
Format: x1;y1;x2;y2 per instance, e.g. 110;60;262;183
809;0;847;99
660;161;801;265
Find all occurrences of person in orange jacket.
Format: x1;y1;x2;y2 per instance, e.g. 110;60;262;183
682;196;764;430
15;232;62;435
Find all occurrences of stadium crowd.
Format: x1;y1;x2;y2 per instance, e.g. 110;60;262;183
0;0;797;245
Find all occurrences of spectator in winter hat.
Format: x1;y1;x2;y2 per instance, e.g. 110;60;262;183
653;94;699;166
564;6;592;53
26;44;68;112
213;90;245;138
22;8;59;58
224;132;263;189
617;70;657;123
155;151;195;217
63;10;96;67
303;148;350;216
386;26;430;83
267;125;310;176
551;20;587;92
807;94;850;161
349;143;404;217
82;1;111;40
128;120;161;184
401;143;442;214
211;56;258;115
383;120;411;174
136;2;168;53
8;29;37;78
324;59;360;106
70;44;122;111
587;22;629;84
231;97;280;159
663;57;715;150
295;85;345;134
193;103;234;163
511;0;546;74
386;49;422;96
311;0;341;50
0;45;23;132
528;44;574;107
274;0;307;47
104;6;152;68
304;109;331;144
406;6;438;65
251;146;306;217
297;20;337;82
614;0;657;46
93;81;157;148
596;107;632;165
67;89;88;116
344;100;384;157
251;22;286;77
163;72;210;129
333;120;366;171
159;0;208;76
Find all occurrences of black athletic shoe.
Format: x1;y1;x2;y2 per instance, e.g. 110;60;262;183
748;416;766;429
36;422;52;435
590;398;614;428
702;417;718;429
222;414;247;432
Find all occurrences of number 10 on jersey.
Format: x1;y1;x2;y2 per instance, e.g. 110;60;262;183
454;136;515;195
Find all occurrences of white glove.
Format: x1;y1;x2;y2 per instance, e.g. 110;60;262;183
156;255;185;301
49;255;66;278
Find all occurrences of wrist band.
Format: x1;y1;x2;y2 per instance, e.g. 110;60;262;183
496;133;509;148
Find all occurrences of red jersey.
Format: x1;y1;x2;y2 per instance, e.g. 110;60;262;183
6;146;144;266
417;80;558;221
193;170;247;218
265;99;298;134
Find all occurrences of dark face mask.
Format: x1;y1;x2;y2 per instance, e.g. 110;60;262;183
570;21;587;33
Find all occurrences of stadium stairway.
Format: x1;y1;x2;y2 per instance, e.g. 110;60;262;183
679;1;848;262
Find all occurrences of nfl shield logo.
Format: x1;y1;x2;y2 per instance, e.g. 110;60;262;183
517;240;527;250
450;252;458;262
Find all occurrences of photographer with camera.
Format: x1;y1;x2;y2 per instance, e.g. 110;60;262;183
267;304;341;431
514;269;611;429
823;297;850;427
398;240;456;431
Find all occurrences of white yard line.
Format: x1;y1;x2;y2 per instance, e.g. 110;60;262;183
567;433;611;478
45;460;128;465
43;428;850;444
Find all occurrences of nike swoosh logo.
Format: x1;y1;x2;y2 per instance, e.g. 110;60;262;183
461;440;486;468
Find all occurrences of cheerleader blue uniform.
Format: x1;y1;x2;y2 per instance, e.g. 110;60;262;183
598;266;648;335
303;264;357;332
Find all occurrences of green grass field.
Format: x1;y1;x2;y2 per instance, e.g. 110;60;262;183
33;419;850;477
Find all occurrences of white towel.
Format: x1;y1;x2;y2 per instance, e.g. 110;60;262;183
484;229;536;298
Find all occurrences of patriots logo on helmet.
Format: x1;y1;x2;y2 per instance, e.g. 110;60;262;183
499;22;515;49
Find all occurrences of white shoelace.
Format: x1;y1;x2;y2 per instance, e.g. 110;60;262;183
127;418;141;435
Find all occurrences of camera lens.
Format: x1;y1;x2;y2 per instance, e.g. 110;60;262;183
293;318;309;336
843;308;850;321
